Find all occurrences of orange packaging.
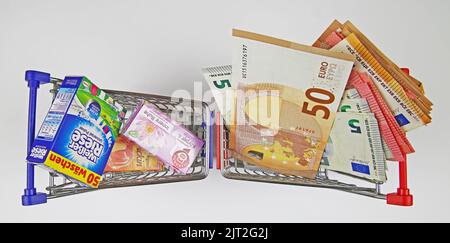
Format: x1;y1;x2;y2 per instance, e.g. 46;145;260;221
105;135;164;173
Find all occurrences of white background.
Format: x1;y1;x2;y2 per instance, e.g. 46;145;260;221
1;0;449;222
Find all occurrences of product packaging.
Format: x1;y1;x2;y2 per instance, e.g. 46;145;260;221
27;77;126;188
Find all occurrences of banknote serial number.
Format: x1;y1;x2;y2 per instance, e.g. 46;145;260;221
241;44;248;79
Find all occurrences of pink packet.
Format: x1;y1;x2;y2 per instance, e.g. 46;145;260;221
122;101;204;174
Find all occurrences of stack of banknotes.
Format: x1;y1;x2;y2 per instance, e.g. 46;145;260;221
202;20;432;183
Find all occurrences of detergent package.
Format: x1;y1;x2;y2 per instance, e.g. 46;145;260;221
27;77;126;188
122;101;204;175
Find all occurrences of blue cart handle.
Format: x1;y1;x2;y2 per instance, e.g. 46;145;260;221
22;70;51;206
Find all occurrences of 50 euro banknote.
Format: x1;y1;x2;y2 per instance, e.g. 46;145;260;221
229;29;355;178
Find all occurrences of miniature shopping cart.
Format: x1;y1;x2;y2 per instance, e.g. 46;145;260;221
22;71;213;206
22;70;414;207
215;68;416;207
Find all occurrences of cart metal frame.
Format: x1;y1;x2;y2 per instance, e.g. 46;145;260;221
22;71;213;205
22;69;414;207
215;67;415;207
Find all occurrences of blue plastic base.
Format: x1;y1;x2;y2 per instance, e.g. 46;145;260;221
22;193;47;206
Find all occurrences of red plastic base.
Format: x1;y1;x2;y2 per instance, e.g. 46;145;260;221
387;189;413;207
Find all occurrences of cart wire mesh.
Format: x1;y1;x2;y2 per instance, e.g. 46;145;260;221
217;118;386;200
45;80;212;199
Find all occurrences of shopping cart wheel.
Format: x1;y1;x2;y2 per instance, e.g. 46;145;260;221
22;191;47;206
387;190;413;207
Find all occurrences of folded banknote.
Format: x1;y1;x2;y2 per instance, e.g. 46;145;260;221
202;65;234;126
348;71;414;161
321;112;387;183
340;94;394;161
230;29;355;178
314;20;432;132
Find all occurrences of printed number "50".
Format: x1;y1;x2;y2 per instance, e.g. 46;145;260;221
302;88;335;120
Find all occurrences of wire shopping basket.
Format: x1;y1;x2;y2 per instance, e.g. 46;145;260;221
22;71;213;205
216;116;413;206
214;69;415;207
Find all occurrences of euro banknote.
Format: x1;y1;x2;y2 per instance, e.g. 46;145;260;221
315;20;430;109
348;71;414;161
230;29;355;178
343;88;361;100
339;98;371;113
313;20;432;132
321;112;387;183
340;95;394;161
201;65;367;124
232;83;333;178
343;21;431;109
202;65;234;125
